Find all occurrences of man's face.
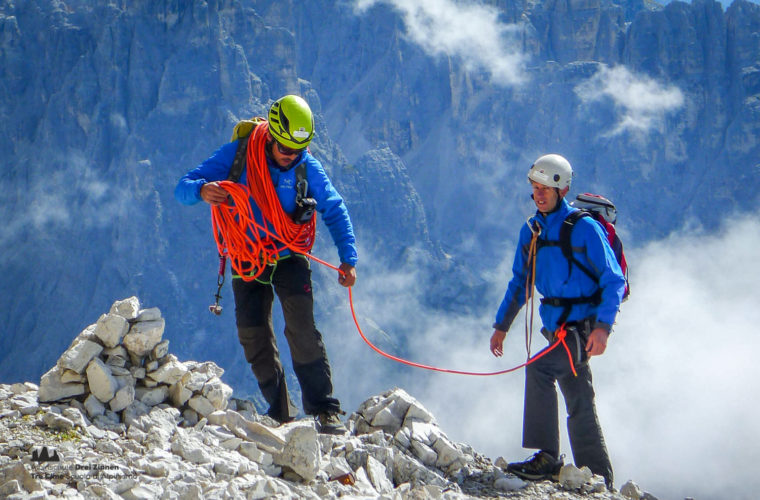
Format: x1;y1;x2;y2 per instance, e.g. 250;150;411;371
271;136;304;168
531;180;566;213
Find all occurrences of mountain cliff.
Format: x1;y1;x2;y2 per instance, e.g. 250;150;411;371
1;1;759;497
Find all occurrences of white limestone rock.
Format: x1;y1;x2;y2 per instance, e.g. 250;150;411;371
366;455;394;494
559;463;594;490
274;420;321;481
494;472;527;491
0;462;41;495
170;431;212;464
201;376;233;410
41;411;75;431
188;394;216;417
169;381;192;407
58;337;104;374
183;370;211;392
94;313;129;348
110;384;135;412
135;307;162;322
621;480;645;499
207;410;286;454
110;296;141;320
84;394;106;418
147;356;187;385
86;358;119;403
38;365;86;403
123;319;165;357
151;339;169;360
122;399;151;428
410;439;438;467
135;386;169;407
433;434;464;470
60;369;85;384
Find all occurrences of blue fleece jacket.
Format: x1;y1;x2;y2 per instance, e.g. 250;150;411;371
494;198;625;334
174;140;358;267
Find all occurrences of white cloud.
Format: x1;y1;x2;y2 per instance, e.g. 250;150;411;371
353;0;527;85
325;211;760;500
0;155;133;247
575;65;685;137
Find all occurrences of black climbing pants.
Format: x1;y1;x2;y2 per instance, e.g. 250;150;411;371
522;319;613;485
232;255;340;422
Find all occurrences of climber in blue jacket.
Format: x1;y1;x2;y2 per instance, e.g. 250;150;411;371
175;95;357;435
490;154;625;489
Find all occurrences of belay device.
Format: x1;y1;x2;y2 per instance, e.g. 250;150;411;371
293;167;316;224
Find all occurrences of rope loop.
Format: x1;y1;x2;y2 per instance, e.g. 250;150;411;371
211;121;315;281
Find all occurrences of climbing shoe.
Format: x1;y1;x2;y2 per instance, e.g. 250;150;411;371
506;451;563;481
315;412;347;435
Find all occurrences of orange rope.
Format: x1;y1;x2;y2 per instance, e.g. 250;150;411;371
209;129;576;376
524;220;541;358
211;121;315;281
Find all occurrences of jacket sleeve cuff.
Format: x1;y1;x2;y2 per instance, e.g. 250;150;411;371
594;321;612;334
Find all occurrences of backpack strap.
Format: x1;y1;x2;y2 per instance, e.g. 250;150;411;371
227;134;249;183
538;209;604;326
559;210;600;284
227;117;266;183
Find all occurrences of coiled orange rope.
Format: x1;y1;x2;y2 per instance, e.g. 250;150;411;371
210;121;315;281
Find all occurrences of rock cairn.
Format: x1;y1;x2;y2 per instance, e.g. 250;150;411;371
37;297;233;429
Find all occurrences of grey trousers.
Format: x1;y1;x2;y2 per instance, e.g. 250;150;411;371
232;255;340;421
523;324;613;485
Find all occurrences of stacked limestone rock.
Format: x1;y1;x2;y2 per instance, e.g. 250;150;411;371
37;297;232;428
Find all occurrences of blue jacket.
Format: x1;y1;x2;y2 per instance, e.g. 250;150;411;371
494;198;625;334
175;140;358;267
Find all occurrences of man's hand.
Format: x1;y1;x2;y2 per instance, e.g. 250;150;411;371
490;329;507;357
200;182;229;206
585;328;609;357
338;263;356;287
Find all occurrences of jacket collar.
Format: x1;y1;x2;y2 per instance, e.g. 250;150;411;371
532;198;573;230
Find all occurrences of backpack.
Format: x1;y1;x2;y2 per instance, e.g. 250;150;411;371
227;117;266;183
566;193;630;301
226;117;314;224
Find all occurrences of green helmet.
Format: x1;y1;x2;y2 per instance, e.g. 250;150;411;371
268;95;314;149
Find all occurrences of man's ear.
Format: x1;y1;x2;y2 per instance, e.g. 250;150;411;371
559;186;570;198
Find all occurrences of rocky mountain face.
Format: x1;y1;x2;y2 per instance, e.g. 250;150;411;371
290;0;760;252
1;0;759;468
0;297;658;499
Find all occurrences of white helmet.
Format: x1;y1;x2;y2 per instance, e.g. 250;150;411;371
528;154;573;190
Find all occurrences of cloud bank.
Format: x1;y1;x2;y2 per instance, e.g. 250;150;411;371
353;0;527;85
575;65;685;137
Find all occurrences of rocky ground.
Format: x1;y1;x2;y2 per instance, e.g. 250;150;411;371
0;298;660;499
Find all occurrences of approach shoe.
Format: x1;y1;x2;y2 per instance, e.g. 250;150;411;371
506;451;563;481
315;411;347;435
